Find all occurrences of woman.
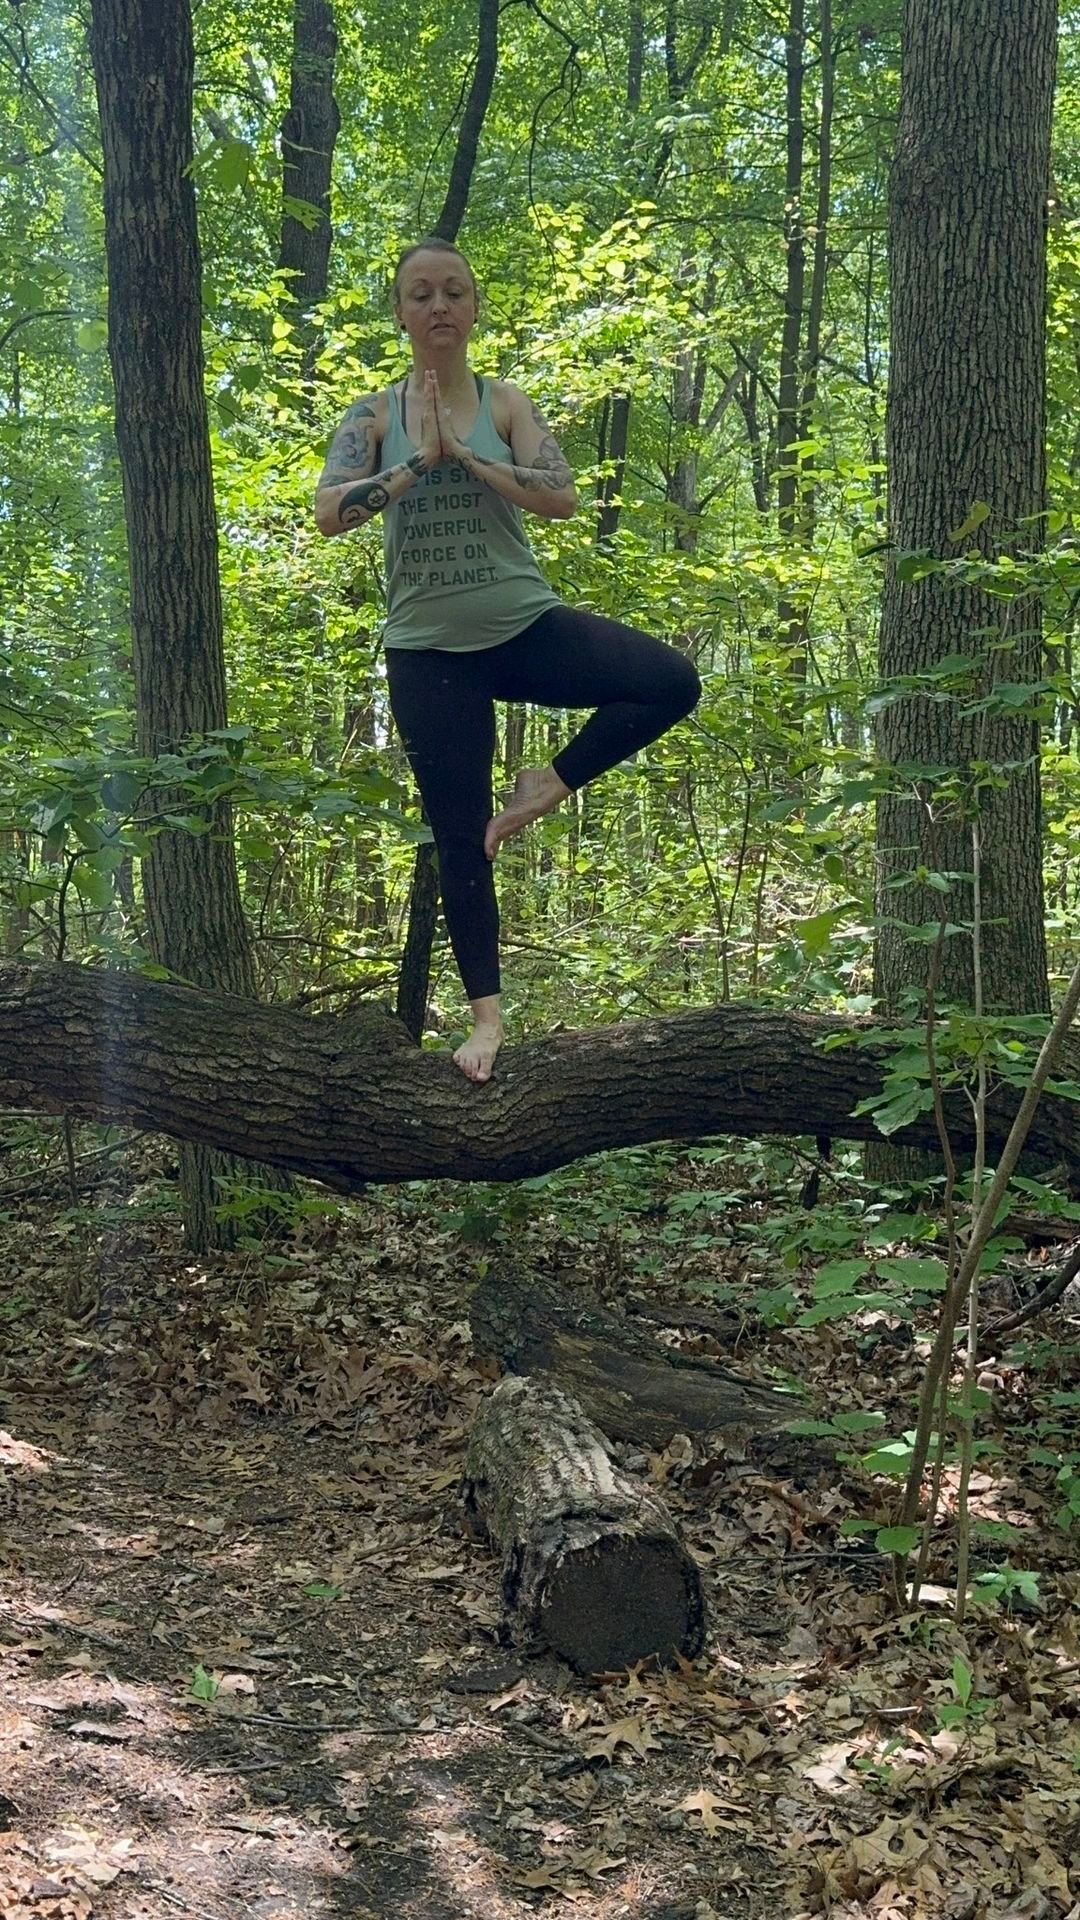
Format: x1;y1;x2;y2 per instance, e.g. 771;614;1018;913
315;237;701;1084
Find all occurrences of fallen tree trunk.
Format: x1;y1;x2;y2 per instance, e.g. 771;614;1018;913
2;961;1078;1190
464;1374;706;1673
470;1266;792;1446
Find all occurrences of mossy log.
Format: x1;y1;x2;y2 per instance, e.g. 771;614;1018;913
470;1265;793;1448
464;1374;705;1674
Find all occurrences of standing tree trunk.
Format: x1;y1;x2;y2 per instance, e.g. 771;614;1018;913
775;0;806;702
88;0;275;1249
279;0;340;384
873;0;1054;1025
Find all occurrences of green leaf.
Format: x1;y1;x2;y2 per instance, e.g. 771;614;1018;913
212;139;253;193
189;1664;219;1701
875;1256;948;1294
813;1259;869;1296
951;1656;973;1706
863;1439;917;1477
875;1525;921;1555
76;319;108;353
303;1580;342;1599
831;1410;887;1434
948;500;991;543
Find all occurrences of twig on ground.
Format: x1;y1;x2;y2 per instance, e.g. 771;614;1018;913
983;1238;1080;1346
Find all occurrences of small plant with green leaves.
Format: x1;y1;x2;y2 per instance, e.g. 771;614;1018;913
967;1565;1041;1613
935;1655;993;1732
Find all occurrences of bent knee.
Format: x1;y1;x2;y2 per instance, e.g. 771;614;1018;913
668;653;702;717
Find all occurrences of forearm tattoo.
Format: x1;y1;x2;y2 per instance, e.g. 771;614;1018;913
338;478;390;527
336;458;427;529
469;435;573;494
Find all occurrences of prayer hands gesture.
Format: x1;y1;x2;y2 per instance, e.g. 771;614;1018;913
429;371;470;462
417;369;443;468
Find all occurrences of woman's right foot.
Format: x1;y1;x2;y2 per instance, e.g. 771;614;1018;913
453;1020;504;1084
484;766;571;859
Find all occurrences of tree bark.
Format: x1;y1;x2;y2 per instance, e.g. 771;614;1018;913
88;0;278;1249
278;0;340;377
464;1375;705;1673
470;1266;793;1446
3;962;1078;1188
431;0;499;242
874;0;1055;1020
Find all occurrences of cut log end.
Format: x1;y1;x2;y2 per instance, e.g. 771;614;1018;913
536;1529;705;1675
466;1374;707;1674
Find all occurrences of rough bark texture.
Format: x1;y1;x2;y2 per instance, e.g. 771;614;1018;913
3;963;1079;1188
88;0;272;1247
470;1267;792;1446
464;1375;706;1673
874;0;1056;1017
88;0;255;1001
278;0;340;334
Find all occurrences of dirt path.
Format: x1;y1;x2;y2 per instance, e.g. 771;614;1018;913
2;1159;1079;1919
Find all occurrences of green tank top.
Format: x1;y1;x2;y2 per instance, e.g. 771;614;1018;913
380;375;562;651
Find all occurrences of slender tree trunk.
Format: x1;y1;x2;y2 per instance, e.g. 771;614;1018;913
431;0;499;242
278;0;340;382
88;0;277;1249
873;0;1054;1023
775;0;806;692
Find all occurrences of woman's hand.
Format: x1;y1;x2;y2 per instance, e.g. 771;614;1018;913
432;375;469;461
418;369;442;469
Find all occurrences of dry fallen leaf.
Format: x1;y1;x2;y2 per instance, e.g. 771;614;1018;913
582;1715;661;1763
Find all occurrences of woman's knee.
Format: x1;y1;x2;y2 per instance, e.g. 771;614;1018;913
665;649;702;718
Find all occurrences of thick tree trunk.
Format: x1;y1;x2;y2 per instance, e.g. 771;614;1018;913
470;1266;792;1446
464;1375;705;1673
88;0;277;1248
874;0;1055;1020
3;963;1078;1188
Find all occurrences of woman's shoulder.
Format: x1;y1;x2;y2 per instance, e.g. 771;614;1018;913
485;376;525;434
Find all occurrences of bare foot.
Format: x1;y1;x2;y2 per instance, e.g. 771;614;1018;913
453;1020;504;1084
484;766;571;860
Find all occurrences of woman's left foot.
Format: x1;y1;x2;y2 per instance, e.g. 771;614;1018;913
485;767;571;859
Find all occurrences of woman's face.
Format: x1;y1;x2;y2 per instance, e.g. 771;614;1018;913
394;250;477;352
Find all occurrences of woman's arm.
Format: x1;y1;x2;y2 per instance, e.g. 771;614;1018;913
313;390;434;537
439;382;577;521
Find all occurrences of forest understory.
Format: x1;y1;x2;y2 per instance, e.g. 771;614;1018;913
2;1130;1080;1920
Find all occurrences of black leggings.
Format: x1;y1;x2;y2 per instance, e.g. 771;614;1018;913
386;605;701;1000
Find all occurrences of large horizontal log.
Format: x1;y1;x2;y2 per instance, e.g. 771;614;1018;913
464;1374;706;1673
470;1266;792;1446
1;961;1077;1191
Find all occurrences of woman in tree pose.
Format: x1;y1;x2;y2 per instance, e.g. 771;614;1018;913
314;237;701;1084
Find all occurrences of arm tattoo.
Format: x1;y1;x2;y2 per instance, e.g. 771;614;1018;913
338;478;391;527
317;401;377;490
533;434;574;490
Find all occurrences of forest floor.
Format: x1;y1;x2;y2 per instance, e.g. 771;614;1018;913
1;1132;1080;1920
